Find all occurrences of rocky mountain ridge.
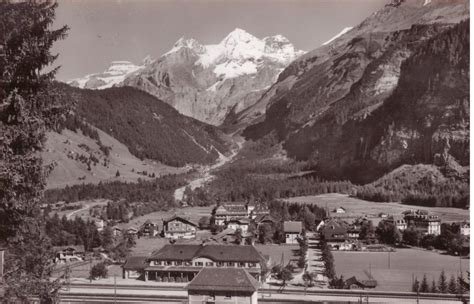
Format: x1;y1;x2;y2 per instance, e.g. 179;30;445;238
243;0;469;184
69;28;305;125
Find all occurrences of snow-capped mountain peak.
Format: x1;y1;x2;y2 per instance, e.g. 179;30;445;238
68;60;145;89
67;28;305;125
220;28;261;47
164;37;205;56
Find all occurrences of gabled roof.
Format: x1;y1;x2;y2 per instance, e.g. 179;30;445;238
149;244;265;263
122;256;148;270
126;226;139;232
321;219;347;240
215;203;248;214
150;244;201;261
227;218;250;225
164;215;197;227
186;268;259;292
255;214;278;224
284;221;302;233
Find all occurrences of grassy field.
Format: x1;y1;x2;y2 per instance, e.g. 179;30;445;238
54;199;111;220
255;244;298;267
286;193;469;223
44;129;185;189
333;248;469;292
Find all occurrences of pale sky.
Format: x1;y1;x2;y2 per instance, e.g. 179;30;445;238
52;0;388;81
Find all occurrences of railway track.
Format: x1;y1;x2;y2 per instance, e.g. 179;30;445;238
60;283;469;303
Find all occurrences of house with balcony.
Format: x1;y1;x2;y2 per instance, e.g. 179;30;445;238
321;219;353;250
214;203;249;226
186;268;259;304
143;244;266;283
163;215;198;239
403;210;441;236
386;216;408;231
284;221;302;244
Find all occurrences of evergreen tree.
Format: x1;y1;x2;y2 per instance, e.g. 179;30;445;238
1;1;69;301
430;279;438;293
457;275;466;294
234;228;243;245
412;277;420;292
282;204;291;221
438;270;448;293
420;274;429;292
448;275;457;294
115;170;120;177
101;226;114;251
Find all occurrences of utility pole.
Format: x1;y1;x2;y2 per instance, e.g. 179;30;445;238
388;251;391;269
114;274;117;304
89;256;92;283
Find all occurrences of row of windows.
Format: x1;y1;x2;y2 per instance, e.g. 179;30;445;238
151;260;257;268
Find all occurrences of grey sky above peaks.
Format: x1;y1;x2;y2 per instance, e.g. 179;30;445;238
52;0;388;81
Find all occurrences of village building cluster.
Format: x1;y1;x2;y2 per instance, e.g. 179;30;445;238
319;208;469;251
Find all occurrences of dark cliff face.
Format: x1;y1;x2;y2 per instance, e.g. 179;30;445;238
243;1;469;184
295;21;469;183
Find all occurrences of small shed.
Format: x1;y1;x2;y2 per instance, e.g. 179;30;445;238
122;256;148;279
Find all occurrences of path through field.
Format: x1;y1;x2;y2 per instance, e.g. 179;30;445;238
306;232;328;288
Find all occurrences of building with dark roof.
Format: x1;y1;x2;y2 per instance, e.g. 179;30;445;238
140;219;159;237
186;268;259;304
122;256;148;279
144;244;266;282
226;218;250;234
321;219;352;250
52;245;85;263
283;221;302;244
163;215;198;239
214;203;249;226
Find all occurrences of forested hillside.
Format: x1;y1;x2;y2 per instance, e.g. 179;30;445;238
59;84;230;167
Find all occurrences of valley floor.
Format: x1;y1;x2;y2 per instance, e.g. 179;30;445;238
333;248;469;292
285;193;469;224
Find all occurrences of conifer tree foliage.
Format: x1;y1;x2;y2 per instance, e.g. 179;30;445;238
438;270;448;293
0;1;69;301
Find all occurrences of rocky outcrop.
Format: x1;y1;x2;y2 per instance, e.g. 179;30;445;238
243;0;469;183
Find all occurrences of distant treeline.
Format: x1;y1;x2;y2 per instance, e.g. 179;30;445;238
355;179;469;208
208;166;353;202
44;174;188;205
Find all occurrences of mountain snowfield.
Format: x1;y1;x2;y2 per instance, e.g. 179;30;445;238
69;28;305;125
322;27;353;46
68;61;144;89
